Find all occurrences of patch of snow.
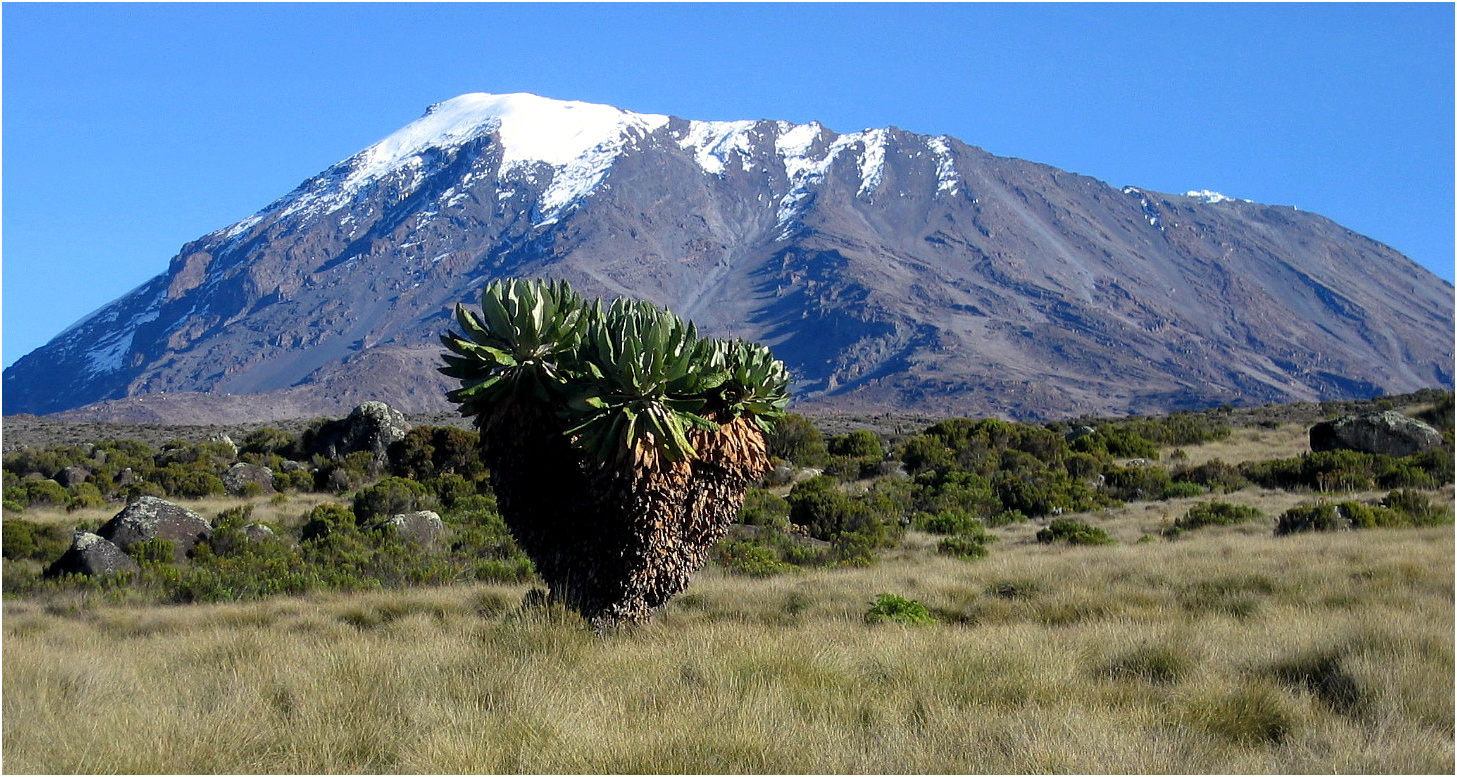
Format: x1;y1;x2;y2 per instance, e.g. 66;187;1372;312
1123;186;1164;231
679;120;759;175
926;136;960;195
856;129;887;198
84;331;135;376
1185;189;1248;204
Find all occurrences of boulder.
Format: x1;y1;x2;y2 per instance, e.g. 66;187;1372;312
241;523;276;543
44;532;140;578
372;510;445;546
54;465;91;488
97;496;212;563
208;432;239;457
221;462;276;496
1309;411;1444;457
306;401;412;464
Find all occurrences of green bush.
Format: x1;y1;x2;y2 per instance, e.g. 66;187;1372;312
828;430;883;459
352;476;436;523
1274;502;1357;535
766;413;828;467
865;593;936;625
713;537;795;577
913;509;981;535
936;535;990;561
21;479;70;508
738;488;790;530
786;476;901;549
1036;518;1115;546
299;503;358;543
1176;501;1265;531
1382;489;1450;526
1;519;71;562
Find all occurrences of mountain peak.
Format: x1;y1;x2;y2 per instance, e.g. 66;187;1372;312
6;94;1450;422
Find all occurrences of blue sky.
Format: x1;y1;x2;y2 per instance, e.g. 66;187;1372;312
4;2;1453;369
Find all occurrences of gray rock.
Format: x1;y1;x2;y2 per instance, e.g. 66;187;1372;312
307;401;412;464
372;510;445;546
1309;411;1445;457
241;523;275;542
97;496;212;563
221;462;275;496
208;433;239;457
54;465;91;488
44;532;140;578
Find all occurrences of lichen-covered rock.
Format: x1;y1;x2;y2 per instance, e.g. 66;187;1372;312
371;510;445;546
43;532;140;578
97;496;212;563
1309;411;1445;457
221;462;275;496
208;432;239;457
305;401;412;464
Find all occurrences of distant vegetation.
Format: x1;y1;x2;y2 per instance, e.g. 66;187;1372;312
3;389;1450;601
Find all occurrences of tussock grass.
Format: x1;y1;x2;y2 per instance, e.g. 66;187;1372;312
5;522;1451;774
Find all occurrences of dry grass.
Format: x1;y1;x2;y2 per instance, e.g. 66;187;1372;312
1167;421;1313;467
15;491;345;530
5;521;1451;774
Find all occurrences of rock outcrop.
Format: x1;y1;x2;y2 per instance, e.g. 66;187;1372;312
96;496;212;563
304;401;411;464
1309;411;1445;457
221;462;275;496
371;510;445;547
44;532;140;578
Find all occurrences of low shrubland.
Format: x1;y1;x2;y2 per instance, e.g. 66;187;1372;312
2;391;1452;772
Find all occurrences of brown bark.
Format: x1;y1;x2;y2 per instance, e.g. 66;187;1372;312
478;408;769;629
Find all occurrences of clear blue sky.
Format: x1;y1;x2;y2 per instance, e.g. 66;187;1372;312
4;2;1453;369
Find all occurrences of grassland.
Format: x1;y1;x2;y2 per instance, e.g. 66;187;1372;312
3;402;1453;773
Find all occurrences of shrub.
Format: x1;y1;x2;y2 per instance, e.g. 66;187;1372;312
786;476;900;549
1176;459;1250;492
127;538;177;564
766;413;827;467
1;519;71;562
352;476;436;523
913;508;981;535
22;479;70;508
936;535;990;561
1101;465;1173;501
713;538;795;577
828;430;883;459
737;488;790;530
1036;519;1115;546
1175;501;1265;531
299;503;359;543
1382;489;1450;526
986;508;1029;527
865;593;935;625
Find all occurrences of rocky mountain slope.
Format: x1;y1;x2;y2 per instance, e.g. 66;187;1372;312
4;93;1451;423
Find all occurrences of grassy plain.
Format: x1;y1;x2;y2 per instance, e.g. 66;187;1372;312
4;518;1452;773
3;408;1454;773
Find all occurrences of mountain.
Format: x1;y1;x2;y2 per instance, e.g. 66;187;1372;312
4;93;1452;423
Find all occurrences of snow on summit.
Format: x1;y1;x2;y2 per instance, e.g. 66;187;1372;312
225;92;946;235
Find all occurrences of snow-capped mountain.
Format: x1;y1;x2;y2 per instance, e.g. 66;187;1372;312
5;93;1452;422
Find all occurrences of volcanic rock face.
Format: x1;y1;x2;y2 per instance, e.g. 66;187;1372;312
4;93;1452;422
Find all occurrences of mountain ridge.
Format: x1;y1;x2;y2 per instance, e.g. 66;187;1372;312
5;93;1451;423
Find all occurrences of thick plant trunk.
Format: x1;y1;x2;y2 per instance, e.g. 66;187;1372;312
479;409;769;629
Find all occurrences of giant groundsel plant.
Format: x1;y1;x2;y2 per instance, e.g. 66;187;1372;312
441;278;790;628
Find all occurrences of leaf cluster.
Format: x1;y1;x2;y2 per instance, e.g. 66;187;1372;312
441;279;790;467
